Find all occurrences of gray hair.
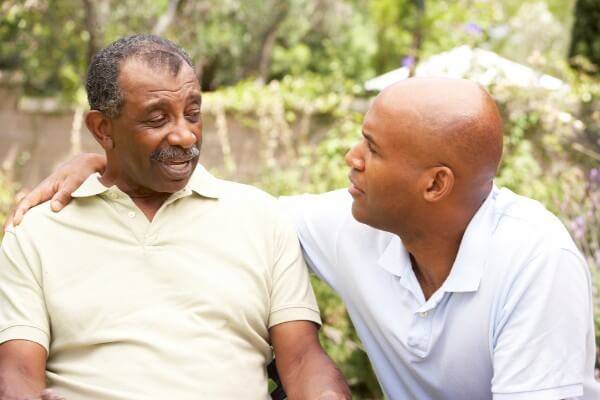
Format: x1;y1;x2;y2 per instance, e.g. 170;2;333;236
86;34;194;118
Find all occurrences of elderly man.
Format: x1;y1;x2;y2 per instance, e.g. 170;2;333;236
0;35;350;400
9;77;600;399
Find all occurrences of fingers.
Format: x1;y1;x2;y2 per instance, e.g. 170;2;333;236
23;389;65;400
50;176;79;212
12;180;55;226
7;188;31;229
39;389;66;400
316;391;347;400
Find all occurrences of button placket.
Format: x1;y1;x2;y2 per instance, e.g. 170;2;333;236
407;306;436;357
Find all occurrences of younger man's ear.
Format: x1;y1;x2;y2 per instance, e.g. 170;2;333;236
85;110;114;150
423;166;454;203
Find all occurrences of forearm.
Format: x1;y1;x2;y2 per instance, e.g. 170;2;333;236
0;341;48;400
277;343;350;400
0;365;46;399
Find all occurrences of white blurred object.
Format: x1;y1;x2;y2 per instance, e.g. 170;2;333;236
364;45;567;92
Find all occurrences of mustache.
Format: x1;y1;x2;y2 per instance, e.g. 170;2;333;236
150;145;200;162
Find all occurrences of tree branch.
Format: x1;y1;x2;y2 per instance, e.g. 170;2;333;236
243;2;290;82
82;0;101;64
153;0;187;36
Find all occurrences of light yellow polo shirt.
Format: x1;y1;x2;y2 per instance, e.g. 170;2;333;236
0;166;321;399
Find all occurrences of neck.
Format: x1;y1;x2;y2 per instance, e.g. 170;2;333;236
399;208;474;300
405;234;463;300
398;187;492;300
100;166;169;222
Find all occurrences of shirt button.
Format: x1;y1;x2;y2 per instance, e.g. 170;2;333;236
127;211;136;218
109;192;119;199
418;311;428;317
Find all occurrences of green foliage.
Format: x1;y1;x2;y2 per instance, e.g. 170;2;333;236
570;0;600;74
0;0;89;102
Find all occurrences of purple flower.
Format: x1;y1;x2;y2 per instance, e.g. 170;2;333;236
464;22;483;36
402;56;415;68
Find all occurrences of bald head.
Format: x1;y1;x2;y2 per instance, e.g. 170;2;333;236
372;78;503;189
345;78;502;243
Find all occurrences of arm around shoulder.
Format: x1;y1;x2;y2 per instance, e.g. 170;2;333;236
11;152;106;226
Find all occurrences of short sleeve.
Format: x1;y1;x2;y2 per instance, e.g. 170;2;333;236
0;229;50;352
491;247;592;400
278;190;352;291
267;206;322;328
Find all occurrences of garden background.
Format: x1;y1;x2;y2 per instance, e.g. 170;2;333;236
0;0;599;398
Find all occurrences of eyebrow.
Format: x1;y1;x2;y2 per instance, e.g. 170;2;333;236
143;93;202;112
189;93;202;106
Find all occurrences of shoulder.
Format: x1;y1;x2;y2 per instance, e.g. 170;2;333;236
5;193;103;248
2;201;56;256
280;189;357;233
208;178;296;236
8;200;55;237
216;178;277;206
486;188;589;299
492;187;581;259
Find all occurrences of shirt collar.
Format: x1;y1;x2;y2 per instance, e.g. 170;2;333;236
71;164;221;199
441;185;499;293
186;164;221;199
71;173;110;198
378;235;410;277
377;185;500;294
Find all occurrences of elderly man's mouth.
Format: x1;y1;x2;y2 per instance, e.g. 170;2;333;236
156;159;194;180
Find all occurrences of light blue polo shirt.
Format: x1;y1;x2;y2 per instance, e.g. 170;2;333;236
282;186;600;399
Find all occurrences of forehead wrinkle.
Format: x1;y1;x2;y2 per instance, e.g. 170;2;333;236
147;79;199;94
119;58;199;95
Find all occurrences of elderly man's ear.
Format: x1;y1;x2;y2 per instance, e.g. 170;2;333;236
85;110;115;150
423;166;454;203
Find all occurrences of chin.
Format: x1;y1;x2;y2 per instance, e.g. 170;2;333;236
351;202;370;225
351;202;392;232
149;159;197;193
156;179;190;194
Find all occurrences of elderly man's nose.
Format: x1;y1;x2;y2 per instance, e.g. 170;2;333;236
168;126;197;148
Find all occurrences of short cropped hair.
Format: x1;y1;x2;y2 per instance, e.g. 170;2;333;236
86;34;194;118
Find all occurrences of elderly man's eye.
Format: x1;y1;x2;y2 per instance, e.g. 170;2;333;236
147;115;167;126
186;110;201;122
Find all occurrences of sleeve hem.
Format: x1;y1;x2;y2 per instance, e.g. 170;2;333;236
268;307;322;328
0;325;50;353
493;384;583;400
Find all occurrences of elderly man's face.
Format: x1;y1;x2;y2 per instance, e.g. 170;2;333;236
110;58;202;193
